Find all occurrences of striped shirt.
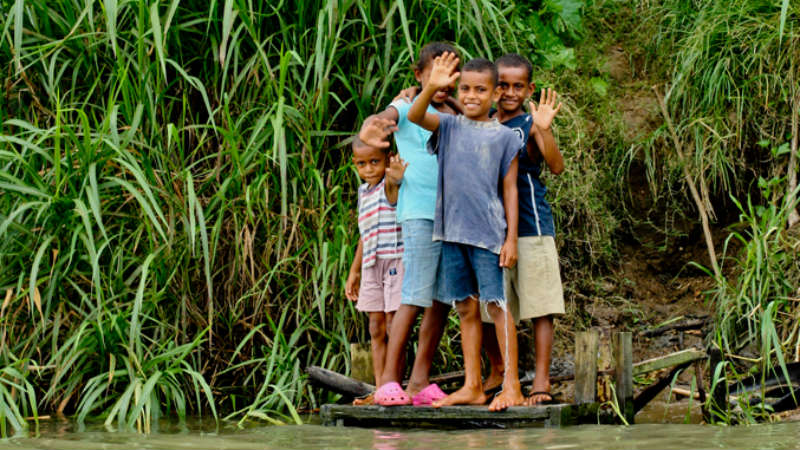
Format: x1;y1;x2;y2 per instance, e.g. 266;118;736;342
358;178;403;268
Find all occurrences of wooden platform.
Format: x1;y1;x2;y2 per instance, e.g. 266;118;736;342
320;403;600;429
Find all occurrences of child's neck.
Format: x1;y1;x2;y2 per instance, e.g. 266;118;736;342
494;107;524;123
465;111;492;122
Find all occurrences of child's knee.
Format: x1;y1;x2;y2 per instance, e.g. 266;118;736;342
486;302;505;320
454;298;479;320
368;314;387;340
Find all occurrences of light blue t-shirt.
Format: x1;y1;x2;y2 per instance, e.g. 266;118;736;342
428;114;520;254
388;100;441;223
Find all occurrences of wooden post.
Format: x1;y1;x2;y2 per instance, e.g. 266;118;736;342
350;343;374;384
707;346;727;422
613;331;634;423
574;330;599;404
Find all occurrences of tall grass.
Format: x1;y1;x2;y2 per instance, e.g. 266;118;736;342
631;0;800;422
637;0;799;216
0;0;592;430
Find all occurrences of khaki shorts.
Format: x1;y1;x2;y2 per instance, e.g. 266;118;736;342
481;235;565;323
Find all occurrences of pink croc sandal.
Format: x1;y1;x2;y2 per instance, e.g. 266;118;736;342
412;383;447;406
374;382;411;406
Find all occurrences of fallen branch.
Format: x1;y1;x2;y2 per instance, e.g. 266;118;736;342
787;84;799;227
653;86;720;278
643;318;709;337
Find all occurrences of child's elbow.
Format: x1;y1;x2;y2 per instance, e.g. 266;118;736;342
550;164;564;175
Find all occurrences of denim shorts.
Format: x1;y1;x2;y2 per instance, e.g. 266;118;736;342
400;219;445;308
438;242;505;304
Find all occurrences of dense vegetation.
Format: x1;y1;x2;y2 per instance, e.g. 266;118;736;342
0;0;797;432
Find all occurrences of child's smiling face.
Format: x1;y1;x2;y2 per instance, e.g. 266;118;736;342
352;145;388;186
458;70;499;120
497;65;533;114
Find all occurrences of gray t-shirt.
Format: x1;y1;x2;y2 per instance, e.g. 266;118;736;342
428;114;520;254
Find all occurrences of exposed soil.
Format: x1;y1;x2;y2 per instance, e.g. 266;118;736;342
516;42;726;417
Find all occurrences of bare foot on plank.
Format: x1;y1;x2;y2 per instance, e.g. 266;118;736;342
431;386;487;408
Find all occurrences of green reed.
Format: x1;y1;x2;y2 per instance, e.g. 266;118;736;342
0;0;591;432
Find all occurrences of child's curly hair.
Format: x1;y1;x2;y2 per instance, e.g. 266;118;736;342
414;42;460;72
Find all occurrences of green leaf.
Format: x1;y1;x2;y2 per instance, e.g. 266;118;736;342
590;77;608;97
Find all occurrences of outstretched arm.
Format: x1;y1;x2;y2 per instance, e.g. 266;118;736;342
528;88;564;175
407;52;460;131
499;157;519;268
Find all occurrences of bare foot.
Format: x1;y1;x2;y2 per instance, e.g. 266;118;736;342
353;393;374;406
405;381;427;399
524;391;554;406
482;371;504;393
488;388;524;411
432;386;487;408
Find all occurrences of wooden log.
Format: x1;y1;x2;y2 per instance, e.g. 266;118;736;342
574;330;599;404
633;348;706;376
613;331;634;423
306;366;374;398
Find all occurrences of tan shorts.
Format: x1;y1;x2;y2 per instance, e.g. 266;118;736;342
481;235;565;323
357;257;403;313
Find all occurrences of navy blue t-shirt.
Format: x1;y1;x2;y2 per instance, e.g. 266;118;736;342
500;113;556;237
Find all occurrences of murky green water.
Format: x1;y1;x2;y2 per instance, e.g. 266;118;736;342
2;416;799;450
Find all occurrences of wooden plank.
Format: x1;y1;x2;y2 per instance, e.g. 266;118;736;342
306;366;374;398
574;330;599;404
613;331;634;423
633;348;706;376
321;404;569;429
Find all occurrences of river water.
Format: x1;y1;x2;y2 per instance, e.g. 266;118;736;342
2;414;799;450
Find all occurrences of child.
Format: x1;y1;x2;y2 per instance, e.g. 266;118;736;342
485;53;566;406
407;52;524;410
345;137;406;389
357;42;461;406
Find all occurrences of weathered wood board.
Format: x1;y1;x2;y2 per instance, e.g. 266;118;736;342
320;403;600;429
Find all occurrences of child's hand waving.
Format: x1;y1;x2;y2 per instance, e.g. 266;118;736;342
359;117;398;149
529;88;563;131
428;52;460;91
385;155;408;186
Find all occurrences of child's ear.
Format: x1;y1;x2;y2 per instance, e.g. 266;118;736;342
529;82;536;97
414;68;423;83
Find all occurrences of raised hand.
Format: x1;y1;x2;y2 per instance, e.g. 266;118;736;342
428;52;460;91
359;117;398;149
385;154;409;186
529;88;563;131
